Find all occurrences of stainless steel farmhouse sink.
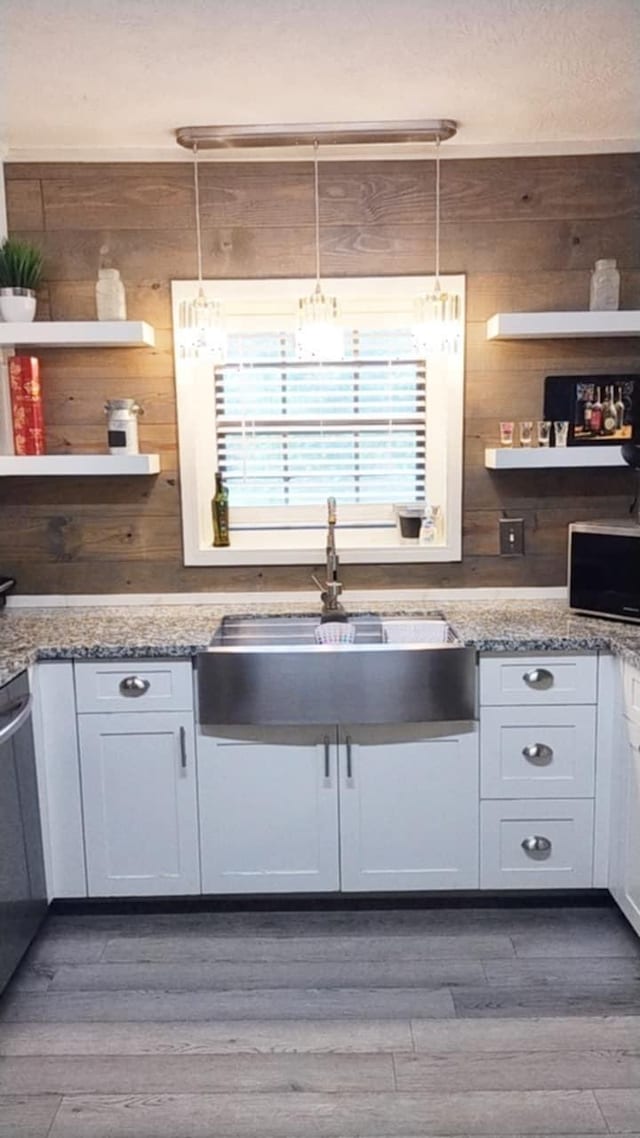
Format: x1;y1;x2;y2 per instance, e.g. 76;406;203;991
197;614;476;726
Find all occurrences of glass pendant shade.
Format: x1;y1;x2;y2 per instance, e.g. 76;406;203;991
297;283;343;361
413;290;461;356
295;141;343;361
179;288;226;362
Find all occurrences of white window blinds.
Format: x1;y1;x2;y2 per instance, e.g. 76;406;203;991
214;329;426;509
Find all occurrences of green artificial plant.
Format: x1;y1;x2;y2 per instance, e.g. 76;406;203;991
0;237;44;291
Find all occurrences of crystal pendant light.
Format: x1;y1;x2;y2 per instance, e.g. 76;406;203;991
296;141;343;361
178;143;226;362
413;139;461;356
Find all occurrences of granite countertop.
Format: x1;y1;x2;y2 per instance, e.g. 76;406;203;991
2;598;640;688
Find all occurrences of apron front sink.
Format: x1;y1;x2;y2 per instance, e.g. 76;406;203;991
197;614;476;726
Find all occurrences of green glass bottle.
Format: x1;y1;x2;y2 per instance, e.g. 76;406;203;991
212;471;230;547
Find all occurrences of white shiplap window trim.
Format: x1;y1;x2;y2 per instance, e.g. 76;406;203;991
172;276;465;566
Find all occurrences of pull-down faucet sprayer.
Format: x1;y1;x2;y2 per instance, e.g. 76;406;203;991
312;497;347;622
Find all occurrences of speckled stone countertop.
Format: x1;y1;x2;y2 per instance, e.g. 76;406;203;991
2;598;640;687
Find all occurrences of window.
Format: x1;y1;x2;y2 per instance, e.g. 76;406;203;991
172;276;464;566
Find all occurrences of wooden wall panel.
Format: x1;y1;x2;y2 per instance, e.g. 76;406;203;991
2;153;639;594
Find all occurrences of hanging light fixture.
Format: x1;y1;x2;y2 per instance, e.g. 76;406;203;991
295;140;343;361
178;143;226;362
413;138;461;356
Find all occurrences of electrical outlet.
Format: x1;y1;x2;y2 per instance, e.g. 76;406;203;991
499;517;525;556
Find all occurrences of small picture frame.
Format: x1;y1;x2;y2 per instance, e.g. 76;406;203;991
543;374;640;446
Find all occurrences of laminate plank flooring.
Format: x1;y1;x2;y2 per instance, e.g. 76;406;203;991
43;1089;608;1137
0;902;638;1137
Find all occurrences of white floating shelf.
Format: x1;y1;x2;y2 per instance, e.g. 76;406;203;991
0;454;161;476
486;311;640;341
485;446;627;470
0;321;155;348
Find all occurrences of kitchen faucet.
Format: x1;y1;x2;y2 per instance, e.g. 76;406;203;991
313;497;347;621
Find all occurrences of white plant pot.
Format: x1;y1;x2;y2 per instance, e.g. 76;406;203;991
0;289;37;323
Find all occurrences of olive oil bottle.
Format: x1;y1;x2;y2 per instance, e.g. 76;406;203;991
212;471;230;547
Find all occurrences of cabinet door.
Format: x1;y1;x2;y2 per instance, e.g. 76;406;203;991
338;725;479;891
78;712;200;897
198;728;340;894
611;719;640;935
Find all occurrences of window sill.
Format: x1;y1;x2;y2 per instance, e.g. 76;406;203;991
186;541;460;567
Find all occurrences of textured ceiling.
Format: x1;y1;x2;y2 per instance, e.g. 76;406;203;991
3;0;639;160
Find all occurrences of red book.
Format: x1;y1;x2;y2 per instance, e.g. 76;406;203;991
9;356;45;456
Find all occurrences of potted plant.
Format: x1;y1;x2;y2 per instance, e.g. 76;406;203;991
0;237;44;322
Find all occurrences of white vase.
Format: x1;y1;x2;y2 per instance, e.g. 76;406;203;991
0;288;37;322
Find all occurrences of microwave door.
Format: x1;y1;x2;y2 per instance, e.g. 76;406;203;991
570;531;640;621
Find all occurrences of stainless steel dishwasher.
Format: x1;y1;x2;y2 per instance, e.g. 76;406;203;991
0;672;47;994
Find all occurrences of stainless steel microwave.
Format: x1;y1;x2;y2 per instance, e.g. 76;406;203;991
569;521;640;623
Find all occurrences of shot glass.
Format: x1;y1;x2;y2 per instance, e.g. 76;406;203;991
519;420;533;447
499;421;514;447
554;420;569;447
537;420;552;447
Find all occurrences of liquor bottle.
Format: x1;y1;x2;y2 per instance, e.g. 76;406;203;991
574;386;586;429
211;471;230;547
615;386;626;431
590;387;603;435
583;387;594;434
602;386;617;436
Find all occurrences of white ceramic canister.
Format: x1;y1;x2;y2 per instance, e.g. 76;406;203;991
589;259;620;311
105;399;140;455
96;268;127;320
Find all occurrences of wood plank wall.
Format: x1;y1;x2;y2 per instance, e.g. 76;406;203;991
2;154;639;594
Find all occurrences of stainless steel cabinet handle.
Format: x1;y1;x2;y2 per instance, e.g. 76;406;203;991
0;694;33;746
119;676;150;697
179;725;187;770
522;743;554;765
323;735;331;780
523;668;554;690
521;835;552;855
346;735;353;780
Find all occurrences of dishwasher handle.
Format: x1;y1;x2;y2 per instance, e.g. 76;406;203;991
0;694;33;747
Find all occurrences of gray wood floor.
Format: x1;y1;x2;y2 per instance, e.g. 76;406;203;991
1;902;639;1137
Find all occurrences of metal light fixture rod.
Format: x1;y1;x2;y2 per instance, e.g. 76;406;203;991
434;138;441;290
192;143;204;283
312;140;321;287
176;119;457;150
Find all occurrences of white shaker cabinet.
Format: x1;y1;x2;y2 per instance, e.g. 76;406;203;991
338;726;479;891
479;652;599;890
197;725;479;894
78;712;200;896
197;729;340;893
610;663;640;935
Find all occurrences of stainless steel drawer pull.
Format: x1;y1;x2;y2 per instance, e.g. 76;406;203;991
119;676;150;697
323;735;331;780
346;735;353;781
522;743;554;765
179;725;187;770
521;835;552;855
523;668;554;690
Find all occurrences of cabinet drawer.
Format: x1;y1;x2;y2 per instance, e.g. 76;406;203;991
480;654;597;706
75;659;193;713
480;799;594;889
481;706;596;799
623;661;640;724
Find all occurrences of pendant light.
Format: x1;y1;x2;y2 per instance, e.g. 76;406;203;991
296;140;343;361
178;143;226;362
413;138;461;356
